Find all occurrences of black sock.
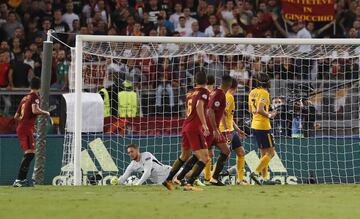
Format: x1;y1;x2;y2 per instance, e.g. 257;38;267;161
17;153;35;181
166;158;185;181
212;153;228;180
176;155;198;180
187;161;206;185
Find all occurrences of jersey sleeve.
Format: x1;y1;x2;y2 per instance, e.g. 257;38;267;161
226;94;234;114
135;155;153;185
209;91;224;111
118;162;134;184
30;94;40;106
258;90;269;107
199;89;209;102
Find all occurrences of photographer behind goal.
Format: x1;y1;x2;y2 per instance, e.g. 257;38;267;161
270;96;320;138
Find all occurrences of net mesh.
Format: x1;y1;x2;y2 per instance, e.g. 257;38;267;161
56;39;360;185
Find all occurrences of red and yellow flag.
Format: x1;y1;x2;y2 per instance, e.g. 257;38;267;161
281;0;335;22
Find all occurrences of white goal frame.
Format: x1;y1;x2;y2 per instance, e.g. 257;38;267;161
74;35;360;185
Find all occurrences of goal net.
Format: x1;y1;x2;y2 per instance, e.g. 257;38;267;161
56;36;360;185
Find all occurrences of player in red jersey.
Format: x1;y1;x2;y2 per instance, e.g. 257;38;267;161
174;75;233;186
206;74;233;186
13;77;50;187
163;71;210;191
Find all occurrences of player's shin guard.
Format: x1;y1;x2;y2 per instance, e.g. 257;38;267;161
177;155;198;181
255;155;271;174
212;153;228;180
236;156;245;183
204;158;212;181
166;157;185;181
17;153;34;180
187;161;206;185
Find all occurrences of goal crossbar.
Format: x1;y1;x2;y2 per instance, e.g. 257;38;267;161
76;35;360;45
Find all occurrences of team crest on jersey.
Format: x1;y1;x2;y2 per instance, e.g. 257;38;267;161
226;101;230;106
202;94;208;100
214;101;220;107
261;97;266;102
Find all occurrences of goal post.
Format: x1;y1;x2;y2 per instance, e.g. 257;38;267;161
74;36;83;186
68;35;360;185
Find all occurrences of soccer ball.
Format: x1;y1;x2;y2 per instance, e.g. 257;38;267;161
110;176;119;185
125;175;139;186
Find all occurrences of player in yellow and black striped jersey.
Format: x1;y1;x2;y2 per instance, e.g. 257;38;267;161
248;73;278;185
218;79;248;185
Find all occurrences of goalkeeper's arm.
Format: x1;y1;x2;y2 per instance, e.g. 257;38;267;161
134;158;153;185
118;162;134;184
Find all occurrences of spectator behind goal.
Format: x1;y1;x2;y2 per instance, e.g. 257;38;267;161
118;80;137;118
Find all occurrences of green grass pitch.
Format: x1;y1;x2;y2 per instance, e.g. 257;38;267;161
1;185;360;219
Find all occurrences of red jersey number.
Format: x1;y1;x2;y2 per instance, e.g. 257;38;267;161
182;88;209;131
16;92;39;127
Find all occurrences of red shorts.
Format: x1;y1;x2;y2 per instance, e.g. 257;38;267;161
205;133;227;148
181;130;208;151
17;127;35;152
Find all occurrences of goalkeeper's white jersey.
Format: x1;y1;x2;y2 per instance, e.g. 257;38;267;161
119;152;171;185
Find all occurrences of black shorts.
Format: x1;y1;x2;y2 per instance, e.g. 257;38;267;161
252;129;275;149
224;131;243;150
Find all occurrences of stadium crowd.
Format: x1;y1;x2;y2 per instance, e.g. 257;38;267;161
0;0;358;135
0;0;359;90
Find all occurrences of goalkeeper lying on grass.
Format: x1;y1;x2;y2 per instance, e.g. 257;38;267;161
113;144;172;185
112;144;205;186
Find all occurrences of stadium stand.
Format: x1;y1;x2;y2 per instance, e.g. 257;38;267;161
0;0;358;135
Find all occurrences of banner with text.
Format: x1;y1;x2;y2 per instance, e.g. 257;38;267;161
282;0;335;22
